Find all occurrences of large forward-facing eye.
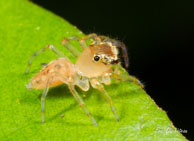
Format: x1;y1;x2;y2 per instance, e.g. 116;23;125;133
94;55;100;61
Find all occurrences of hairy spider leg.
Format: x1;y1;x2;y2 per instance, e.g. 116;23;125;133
41;76;53;123
113;64;144;90
68;85;98;126
25;45;66;74
127;75;144;89
90;79;119;121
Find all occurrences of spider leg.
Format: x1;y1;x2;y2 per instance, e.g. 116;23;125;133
41;76;53;123
61;34;100;56
90;79;119;121
40;72;70;123
61;38;81;57
127;75;144;89
80;33;99;47
25;45;66;74
68;84;98;126
113;64;144;89
62;35;88;51
80;33;98;41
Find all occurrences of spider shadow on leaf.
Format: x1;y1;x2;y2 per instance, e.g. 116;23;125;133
42;84;95;123
46;85;72;98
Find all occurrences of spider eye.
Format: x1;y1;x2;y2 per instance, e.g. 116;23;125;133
94;55;100;61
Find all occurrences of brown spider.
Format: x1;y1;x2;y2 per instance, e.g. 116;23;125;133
25;33;144;126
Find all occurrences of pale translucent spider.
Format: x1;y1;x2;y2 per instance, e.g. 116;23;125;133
25;33;144;126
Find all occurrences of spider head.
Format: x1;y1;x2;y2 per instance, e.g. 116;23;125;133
90;36;129;67
90;43;119;66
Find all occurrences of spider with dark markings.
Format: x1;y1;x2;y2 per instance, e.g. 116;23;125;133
25;33;144;126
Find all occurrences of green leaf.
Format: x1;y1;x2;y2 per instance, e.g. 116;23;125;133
0;0;187;140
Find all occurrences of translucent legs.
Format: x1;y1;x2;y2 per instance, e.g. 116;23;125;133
125;75;144;89
80;33;99;45
25;45;66;74
61;33;98;57
61;37;81;57
68;85;98;126
90;79;119;121
98;85;119;121
41;77;52;123
113;64;144;89
40;73;97;126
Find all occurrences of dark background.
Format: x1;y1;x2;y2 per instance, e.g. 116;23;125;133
33;0;193;139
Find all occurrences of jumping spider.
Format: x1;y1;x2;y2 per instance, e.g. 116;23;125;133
26;33;144;126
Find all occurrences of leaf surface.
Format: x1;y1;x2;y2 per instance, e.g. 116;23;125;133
0;0;187;140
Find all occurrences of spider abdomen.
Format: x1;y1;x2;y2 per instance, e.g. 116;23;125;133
28;58;77;89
